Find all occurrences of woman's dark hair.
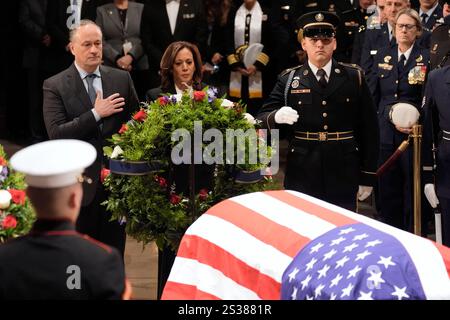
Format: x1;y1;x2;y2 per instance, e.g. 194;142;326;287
205;0;232;26
160;41;203;91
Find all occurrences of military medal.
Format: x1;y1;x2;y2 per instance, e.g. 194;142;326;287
291;79;299;89
408;65;427;85
416;55;423;63
303;69;309;76
378;63;393;71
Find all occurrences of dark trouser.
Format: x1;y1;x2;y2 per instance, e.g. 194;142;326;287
76;185;126;257
157;246;176;299
438;197;450;247
25;66;48;143
378;146;413;232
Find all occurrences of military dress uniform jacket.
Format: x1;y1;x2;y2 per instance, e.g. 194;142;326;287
368;43;430;146
422;65;450;198
257;60;379;201
360;23;431;75
429;15;450;70
0;219;127;299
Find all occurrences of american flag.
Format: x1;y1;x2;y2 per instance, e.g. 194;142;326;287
161;190;450;300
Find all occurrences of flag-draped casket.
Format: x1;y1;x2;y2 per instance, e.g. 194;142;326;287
162;190;450;300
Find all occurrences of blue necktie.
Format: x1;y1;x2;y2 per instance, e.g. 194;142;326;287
85;74;98;105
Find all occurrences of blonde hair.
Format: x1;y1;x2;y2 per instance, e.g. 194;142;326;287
393;8;423;39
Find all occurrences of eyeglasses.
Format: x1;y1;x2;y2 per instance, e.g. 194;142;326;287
396;23;417;31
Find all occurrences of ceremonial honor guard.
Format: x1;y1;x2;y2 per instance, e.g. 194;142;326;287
257;11;379;211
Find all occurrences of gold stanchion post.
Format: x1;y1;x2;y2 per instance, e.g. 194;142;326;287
412;124;422;236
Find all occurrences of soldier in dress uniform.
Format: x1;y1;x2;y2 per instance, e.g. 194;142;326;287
257;11;379;211
0;140;130;299
429;1;450;69
422;63;450;247
414;0;443;31
367;8;430;232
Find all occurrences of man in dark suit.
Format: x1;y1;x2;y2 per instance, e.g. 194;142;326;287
19;0;50;143
257;11;379;211
43;20;139;255
1;139;130;300
140;0;208;88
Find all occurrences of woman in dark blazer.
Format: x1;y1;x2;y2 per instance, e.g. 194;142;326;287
146;41;214;299
368;8;430;233
96;0;149;99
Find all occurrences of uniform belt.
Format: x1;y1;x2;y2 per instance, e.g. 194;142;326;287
294;131;354;141
443;130;450;141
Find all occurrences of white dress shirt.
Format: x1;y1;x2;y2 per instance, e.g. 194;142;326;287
166;0;181;35
398;45;413;64
419;1;440;24
308;59;333;83
74;62;102;122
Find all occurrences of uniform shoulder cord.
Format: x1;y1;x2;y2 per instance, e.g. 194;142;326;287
284;70;296;106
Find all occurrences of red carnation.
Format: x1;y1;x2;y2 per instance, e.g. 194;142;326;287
100;168;111;183
193;91;206;102
8;189;26;205
198;189;209;201
119;124;128;134
133;109;147;122
170;193;181;205
2;215;17;229
0;157;6;166
158;177;167;188
158;96;169;105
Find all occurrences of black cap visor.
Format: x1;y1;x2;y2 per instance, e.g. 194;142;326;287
303;27;336;39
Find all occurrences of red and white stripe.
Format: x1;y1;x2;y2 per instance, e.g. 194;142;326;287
162;190;450;300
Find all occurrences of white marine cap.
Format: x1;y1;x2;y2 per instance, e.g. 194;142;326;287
389;102;420;128
243;43;264;68
10;139;96;188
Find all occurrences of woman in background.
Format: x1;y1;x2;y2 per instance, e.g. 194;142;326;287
96;0;149;99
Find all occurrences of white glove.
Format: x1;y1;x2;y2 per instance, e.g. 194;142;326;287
357;185;373;201
424;183;439;208
243;112;256;125
274;106;299;125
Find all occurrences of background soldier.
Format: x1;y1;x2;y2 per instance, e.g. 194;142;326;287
429;1;450;69
257;11;379;211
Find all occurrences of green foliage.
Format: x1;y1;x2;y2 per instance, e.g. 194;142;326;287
103;88;280;251
0;145;35;242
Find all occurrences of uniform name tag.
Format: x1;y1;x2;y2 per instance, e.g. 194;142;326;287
291;89;311;94
370;50;378;55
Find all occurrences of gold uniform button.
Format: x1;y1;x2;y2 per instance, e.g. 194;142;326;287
322;100;327;106
395;80;399;84
381;74;384;78
298;101;302;105
323;112;328;117
323;125;328;130
394;93;398;98
346;98;350;102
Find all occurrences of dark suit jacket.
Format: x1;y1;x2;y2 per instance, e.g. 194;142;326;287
140;0;208;70
43;63;139;205
96;2;148;70
0;219;125;299
18;0;48;68
414;4;443;31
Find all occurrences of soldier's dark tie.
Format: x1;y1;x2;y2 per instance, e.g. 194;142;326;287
398;54;406;75
317;69;327;88
421;13;428;24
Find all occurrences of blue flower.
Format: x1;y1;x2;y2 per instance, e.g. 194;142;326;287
0;166;8;183
207;87;218;103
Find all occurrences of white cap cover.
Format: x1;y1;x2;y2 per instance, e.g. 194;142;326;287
390;103;420;128
10;140;96;188
243;43;264;68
